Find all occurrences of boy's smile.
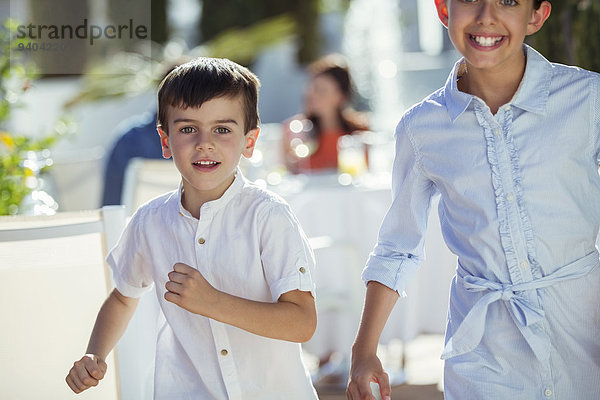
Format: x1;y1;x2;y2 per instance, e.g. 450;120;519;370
159;95;258;215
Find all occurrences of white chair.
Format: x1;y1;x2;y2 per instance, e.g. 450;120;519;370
121;158;180;215
0;206;126;400
120;158;180;398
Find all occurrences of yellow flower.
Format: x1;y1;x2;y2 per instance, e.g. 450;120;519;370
0;132;15;150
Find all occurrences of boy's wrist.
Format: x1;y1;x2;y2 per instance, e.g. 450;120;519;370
206;288;227;319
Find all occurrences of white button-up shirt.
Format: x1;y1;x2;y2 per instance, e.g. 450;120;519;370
108;171;318;399
364;45;600;399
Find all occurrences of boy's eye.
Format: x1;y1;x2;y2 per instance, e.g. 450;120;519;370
500;0;518;5
215;127;231;134
180;126;196;134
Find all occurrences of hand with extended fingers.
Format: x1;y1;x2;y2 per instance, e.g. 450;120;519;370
164;262;220;316
346;351;391;400
66;353;107;394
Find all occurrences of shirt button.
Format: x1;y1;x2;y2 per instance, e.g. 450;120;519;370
544;388;552;397
504;105;511;111
506;193;514;202
299;267;306;274
494;128;501;136
520;261;529;269
198;238;206;245
220;349;228;356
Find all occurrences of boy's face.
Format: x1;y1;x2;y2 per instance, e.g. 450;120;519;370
158;95;258;204
436;0;550;74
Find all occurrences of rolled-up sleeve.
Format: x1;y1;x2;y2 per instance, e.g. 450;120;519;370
106;210;154;298
259;202;316;302
363;116;435;295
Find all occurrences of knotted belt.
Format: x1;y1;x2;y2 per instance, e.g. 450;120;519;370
442;251;600;362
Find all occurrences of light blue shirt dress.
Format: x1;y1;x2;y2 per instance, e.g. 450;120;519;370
363;45;600;400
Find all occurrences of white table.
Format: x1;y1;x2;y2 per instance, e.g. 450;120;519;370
269;173;457;359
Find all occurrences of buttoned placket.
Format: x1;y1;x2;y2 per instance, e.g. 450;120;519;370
194;202;243;400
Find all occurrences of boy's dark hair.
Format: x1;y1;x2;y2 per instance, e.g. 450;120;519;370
534;0;549;9
157;57;260;134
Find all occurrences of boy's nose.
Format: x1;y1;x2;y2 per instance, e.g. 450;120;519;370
195;132;215;151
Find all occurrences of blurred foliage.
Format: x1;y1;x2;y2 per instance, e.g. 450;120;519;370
64;14;300;107
64;0;331;107
200;0;320;64
63;50;159;107
201;14;297;65
0;19;74;215
528;0;600;72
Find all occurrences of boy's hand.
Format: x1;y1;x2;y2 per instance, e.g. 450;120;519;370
66;354;107;394
165;262;219;316
346;352;391;400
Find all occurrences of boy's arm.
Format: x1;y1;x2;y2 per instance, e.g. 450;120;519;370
346;281;399;400
66;288;139;394
165;263;316;343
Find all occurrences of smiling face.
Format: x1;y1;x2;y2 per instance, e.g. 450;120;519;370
158;95;258;209
436;0;550;75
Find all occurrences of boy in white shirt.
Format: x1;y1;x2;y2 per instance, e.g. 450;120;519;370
66;57;319;399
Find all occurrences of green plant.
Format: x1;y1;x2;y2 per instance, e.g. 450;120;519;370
528;0;600;72
0;132;56;215
0;19;73;215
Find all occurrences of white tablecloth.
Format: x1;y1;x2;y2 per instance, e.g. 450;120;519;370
270;173;457;359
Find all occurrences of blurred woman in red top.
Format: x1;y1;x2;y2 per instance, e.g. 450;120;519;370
283;54;369;173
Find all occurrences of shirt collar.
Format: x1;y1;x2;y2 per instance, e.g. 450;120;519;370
510;45;551;115
445;58;473;122
175;167;247;220
444;44;552;121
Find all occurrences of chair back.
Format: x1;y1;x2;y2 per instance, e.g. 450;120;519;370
121;158;179;215
0;206;126;399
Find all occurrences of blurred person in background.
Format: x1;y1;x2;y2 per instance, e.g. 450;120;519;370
101;110;163;206
282;54;369;173
101;62;192;206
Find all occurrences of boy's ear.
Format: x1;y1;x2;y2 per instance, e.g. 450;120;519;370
527;1;551;35
157;126;172;159
435;0;449;28
241;126;260;159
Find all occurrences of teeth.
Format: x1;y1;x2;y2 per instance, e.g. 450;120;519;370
472;35;502;47
194;161;218;166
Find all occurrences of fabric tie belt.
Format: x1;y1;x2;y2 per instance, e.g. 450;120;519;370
442;251;600;362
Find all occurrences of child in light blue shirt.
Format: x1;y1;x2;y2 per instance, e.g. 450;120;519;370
347;1;600;399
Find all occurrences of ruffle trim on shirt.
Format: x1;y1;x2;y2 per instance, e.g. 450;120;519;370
477;104;542;282
500;110;543;279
